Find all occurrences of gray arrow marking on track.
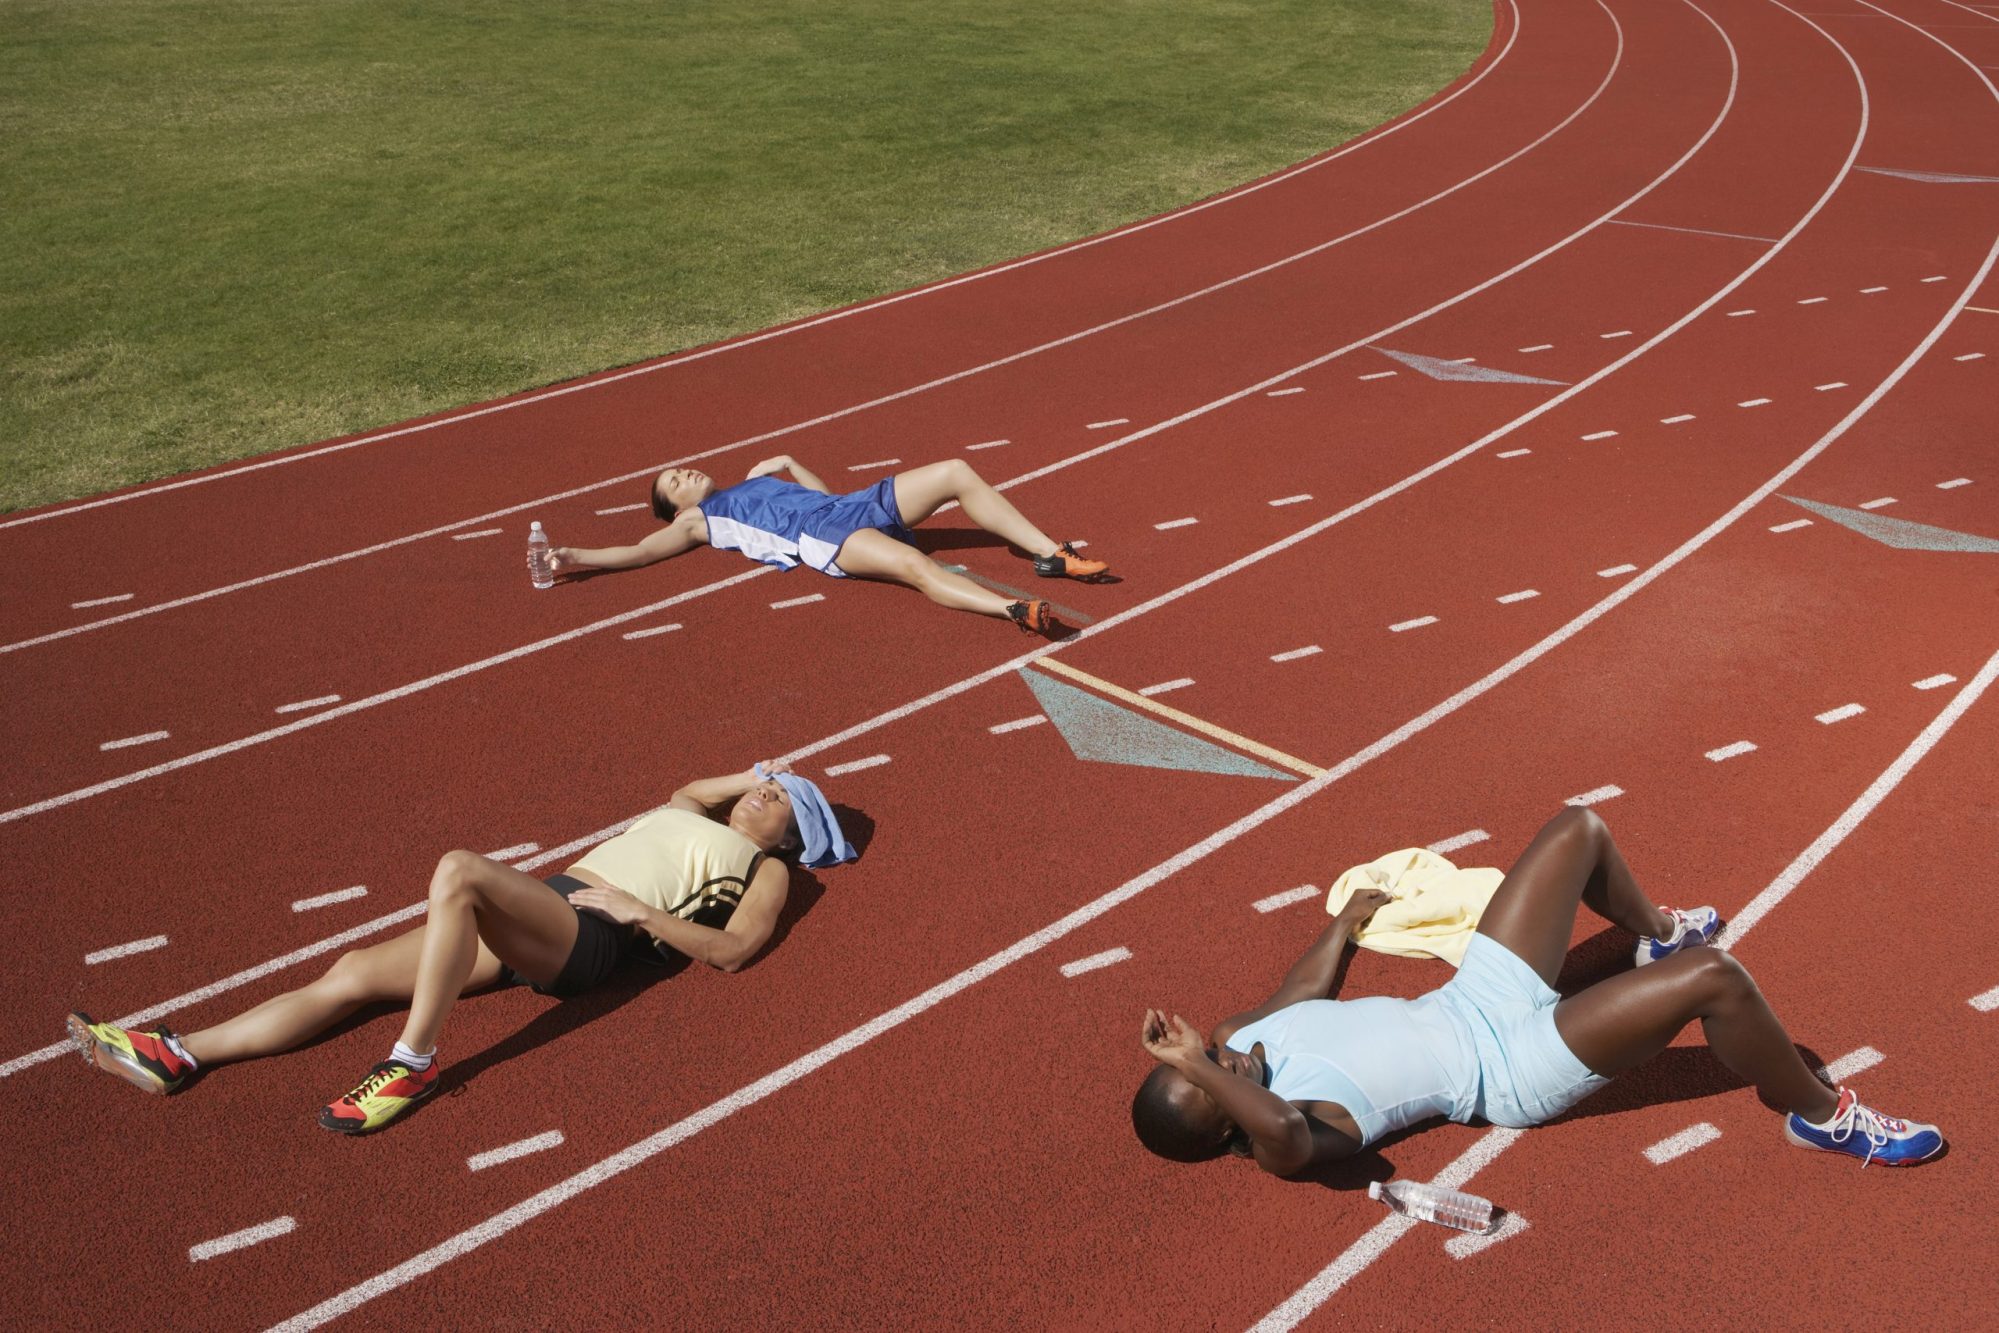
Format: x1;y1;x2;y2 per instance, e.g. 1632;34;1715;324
1781;496;1999;553
1371;347;1568;385
1856;166;1999;184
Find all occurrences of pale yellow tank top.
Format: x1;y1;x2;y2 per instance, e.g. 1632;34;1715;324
569;807;763;921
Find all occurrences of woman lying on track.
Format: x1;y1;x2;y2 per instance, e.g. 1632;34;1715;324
1135;808;1943;1172
548;454;1110;635
68;761;854;1135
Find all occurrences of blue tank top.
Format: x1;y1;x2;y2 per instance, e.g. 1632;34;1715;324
697;477;845;573
1225;995;1479;1145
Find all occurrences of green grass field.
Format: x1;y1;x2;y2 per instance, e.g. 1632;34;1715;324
0;0;1490;513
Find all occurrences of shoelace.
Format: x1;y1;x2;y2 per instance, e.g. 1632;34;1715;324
339;1064;403;1106
1824;1096;1899;1168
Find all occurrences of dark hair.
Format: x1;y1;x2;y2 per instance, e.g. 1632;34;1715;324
650;476;677;523
1131;1065;1230;1163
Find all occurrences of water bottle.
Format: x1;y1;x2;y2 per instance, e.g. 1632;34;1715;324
527;521;553;590
1367;1179;1493;1234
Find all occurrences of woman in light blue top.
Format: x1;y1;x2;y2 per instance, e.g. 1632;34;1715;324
1135;808;1944;1173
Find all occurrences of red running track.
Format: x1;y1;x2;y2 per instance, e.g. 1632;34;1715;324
3;0;1997;1327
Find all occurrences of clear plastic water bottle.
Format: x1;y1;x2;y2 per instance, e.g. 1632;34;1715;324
1368;1179;1494;1234
527;521;553;590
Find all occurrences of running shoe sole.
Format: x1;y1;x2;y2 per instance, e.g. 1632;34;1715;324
66;1012;173;1095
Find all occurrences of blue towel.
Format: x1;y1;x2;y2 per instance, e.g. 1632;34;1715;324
755;764;857;869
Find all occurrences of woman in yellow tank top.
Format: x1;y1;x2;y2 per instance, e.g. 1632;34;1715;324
65;760;854;1136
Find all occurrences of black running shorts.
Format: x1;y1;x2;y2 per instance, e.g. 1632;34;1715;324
504;874;633;999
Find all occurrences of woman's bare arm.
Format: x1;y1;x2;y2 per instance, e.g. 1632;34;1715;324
568;857;791;973
1213;889;1387;1048
550;510;704;575
666;758;788;815
1141;1011;1342;1175
746;454;830;494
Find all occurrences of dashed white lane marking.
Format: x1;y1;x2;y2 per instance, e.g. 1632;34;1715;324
100;731;170;751
1952;351;1986;361
1726;308;1756;317
594;503;649;515
1138;678;1195;697
824;754;890;777
1565;785;1623;807
292;886;369;913
1661;413;1696;424
1815;381;1848;390
1913;674;1956;690
964;439;1010;451
1706;741;1758;762
1518;343;1553;353
1816;703;1866;724
1269;494;1313;507
1496;448;1531;458
484;843;540;863
1446;1211;1529;1259
451;529;503;541
846;458;900;471
1737;397;1773;407
1581;430;1619;440
1937;477;1971;489
1427;829;1490;856
1600;330;1633;340
1446;356;1478;364
1860;285;1888;293
1087;418;1130;429
1597;563;1638;578
771;594;824;610
1270;645;1323;663
274;694;342;714
1920;275;1948;283
1769;518;1813;532
190;1216;296;1263
1253;885;1321;913
621;623;683;640
989;715;1047;734
1059;946;1132;977
1970;984;1999;1012
1798;296;1829;305
1822;1046;1885;1082
1357;370;1398;381
468;1131;565;1173
1154;517;1199;530
1389;616;1439;632
1267;387;1307;397
71;593;134;609
1858;496;1896;509
85;935;169;965
1644;1122;1722;1165
1496;589;1539;603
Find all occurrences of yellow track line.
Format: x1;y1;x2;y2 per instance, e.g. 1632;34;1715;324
1031;658;1327;778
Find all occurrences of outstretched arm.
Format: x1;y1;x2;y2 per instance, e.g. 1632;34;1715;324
550;510;704;576
746;454;830;494
1213;889;1388;1048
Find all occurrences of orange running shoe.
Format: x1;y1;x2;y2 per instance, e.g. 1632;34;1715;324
1033;542;1109;581
318;1058;439;1135
67;1011;196;1095
1006;598;1063;636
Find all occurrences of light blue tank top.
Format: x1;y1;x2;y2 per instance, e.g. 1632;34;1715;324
1225;995;1479;1145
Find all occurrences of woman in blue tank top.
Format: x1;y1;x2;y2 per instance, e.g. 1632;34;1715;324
1134;808;1944;1173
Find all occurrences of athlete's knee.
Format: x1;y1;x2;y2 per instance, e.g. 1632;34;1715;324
321;948;377;1002
1681;947;1754;1002
1548;804;1608;849
942;457;979;490
430;849;486;905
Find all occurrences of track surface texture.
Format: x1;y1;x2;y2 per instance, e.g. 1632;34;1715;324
5;0;1998;1327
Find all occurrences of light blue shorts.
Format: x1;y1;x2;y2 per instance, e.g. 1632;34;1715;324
1437;934;1609;1129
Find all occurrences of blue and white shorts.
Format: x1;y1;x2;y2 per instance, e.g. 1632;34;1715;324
1438;934;1609;1128
813;476;916;577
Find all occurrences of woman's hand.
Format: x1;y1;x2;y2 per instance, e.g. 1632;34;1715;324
746;455;793;480
568;885;650;929
547;546;581;577
1141;1009;1207;1069
1337;887;1392;926
754;758;793;778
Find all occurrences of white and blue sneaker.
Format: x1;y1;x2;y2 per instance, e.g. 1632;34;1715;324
1634;906;1722;967
1784;1087;1945;1168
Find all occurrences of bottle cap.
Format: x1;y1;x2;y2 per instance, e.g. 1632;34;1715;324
530;521;544;532
1367;1181;1382;1200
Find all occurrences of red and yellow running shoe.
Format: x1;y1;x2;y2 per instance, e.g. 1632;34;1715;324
317;1058;439;1135
66;1011;196;1095
1033;542;1109;582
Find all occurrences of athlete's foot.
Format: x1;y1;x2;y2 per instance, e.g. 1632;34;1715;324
1032;542;1110;582
1006;598;1065;637
1783;1086;1944;1167
1633;905;1722;967
66;1012;196;1095
317;1058;440;1135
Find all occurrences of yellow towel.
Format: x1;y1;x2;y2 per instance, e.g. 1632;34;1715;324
1325;848;1502;967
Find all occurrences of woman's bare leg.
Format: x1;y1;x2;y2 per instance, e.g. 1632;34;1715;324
892;460;1059;556
1476;807;1676;987
834;528;1017;618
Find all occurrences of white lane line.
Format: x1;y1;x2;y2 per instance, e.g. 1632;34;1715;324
84;935;169;965
1268;494;1313;507
292;886;369;913
1737;397;1773;407
1581;430;1619;440
274;694;342;714
1154;517;1199;530
100;731;170;751
1921;275;1949;283
1357;370;1399;381
451;529;503;541
1969;984;1999;1012
1597;564;1638;578
1822;1046;1885;1082
1952;351;1985;361
1267;387;1307;397
771;593;825;610
1706;741;1758;762
1815;381;1849;390
1937;477;1972;488
1600;330;1634;340
1446;1212;1529;1259
1445;357;1478;365
1644;1123;1722;1165
1389;616;1439;633
1661;413;1696;424
988;715;1047;734
1253;885;1321;914
1726;308;1757;317
846;458;900;471
1139;678;1196;697
594;503;649;515
1798;296;1830;304
1087;418;1130;430
484;843;540;863
71;593;134;609
1060;947;1132;977
1428;829;1490;856
1857;496;1896;509
1496;589;1539;604
1518;344;1554;353
1861;285;1888;293
190;1216;296;1263
1496;448;1532;458
965;439;1010;451
621;623;683;640
1815;703;1866;724
824;754;890;777
1271;645;1323;663
468;1131;565;1173
1769;519;1813;532
1913;674;1956;690
1565;785;1623;807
